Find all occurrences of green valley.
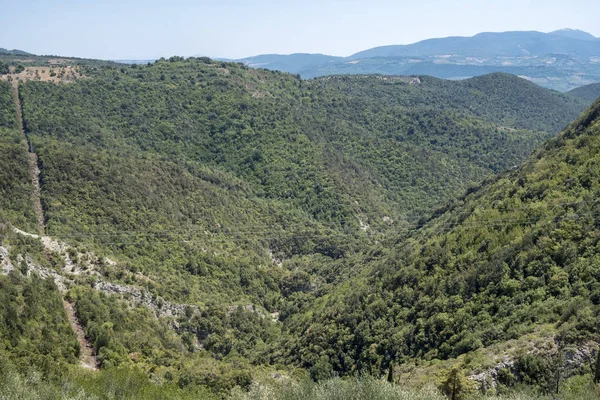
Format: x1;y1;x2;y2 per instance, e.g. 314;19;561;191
285;96;600;393
0;55;599;399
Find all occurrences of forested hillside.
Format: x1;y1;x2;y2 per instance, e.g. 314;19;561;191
14;58;591;312
569;82;600;103
0;82;37;230
286;97;600;392
19;60;589;228
1;57;599;398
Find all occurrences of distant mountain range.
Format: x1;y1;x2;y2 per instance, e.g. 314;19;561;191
4;29;600;92
227;29;600;91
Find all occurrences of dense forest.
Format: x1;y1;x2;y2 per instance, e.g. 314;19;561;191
284;97;600;391
0;82;37;230
569;82;600;103
0;57;599;398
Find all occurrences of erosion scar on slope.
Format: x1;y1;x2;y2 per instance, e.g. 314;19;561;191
63;300;99;370
12;226;100;370
11;83;98;370
11;82;45;235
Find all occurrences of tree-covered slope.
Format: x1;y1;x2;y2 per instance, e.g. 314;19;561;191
2;57;599;396
11;56;595;359
311;72;587;137
568;82;600;103
13;60;593;308
18;60;590;231
0;82;37;230
0;273;78;375
0;226;79;376
300;58;600;92
286;97;600;381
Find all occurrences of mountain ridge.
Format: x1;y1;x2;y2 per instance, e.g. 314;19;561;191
229;29;600;91
4;28;600;91
349;30;600;58
549;28;599;41
568;81;600;103
0;48;31;56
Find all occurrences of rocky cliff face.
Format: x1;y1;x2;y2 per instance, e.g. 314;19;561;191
468;340;598;391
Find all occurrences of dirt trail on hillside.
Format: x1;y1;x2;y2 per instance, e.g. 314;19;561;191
11;83;45;234
10;84;98;370
11;229;100;370
63;300;98;370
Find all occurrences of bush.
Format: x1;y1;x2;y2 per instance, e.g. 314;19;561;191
229;376;445;400
0;61;9;75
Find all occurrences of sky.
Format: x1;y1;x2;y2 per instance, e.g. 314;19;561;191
1;0;599;60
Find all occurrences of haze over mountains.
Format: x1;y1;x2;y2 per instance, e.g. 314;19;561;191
229;29;600;91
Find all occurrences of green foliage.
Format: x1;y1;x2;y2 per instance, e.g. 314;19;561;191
287;98;600;385
14;62;585;389
14;59;585;308
569;82;600;103
0;272;78;377
594;350;600;384
68;286;183;369
310;355;335;382
3;56;600;398
229;376;446;400
19;60;580;233
313;73;588;134
497;368;517;388
66;285;286;395
0;82;37;230
228;374;600;400
0;61;9;75
0;52;118;72
0;364;217;400
440;367;469;400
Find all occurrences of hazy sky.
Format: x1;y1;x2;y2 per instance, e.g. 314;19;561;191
2;0;599;60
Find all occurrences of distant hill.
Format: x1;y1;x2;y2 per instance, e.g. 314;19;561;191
349;30;600;59
568;81;600;102
221;53;341;74
229;29;600;91
549;28;599;41
0;48;31;56
0;48;121;68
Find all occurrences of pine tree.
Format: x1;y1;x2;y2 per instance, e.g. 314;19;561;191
441;367;467;400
